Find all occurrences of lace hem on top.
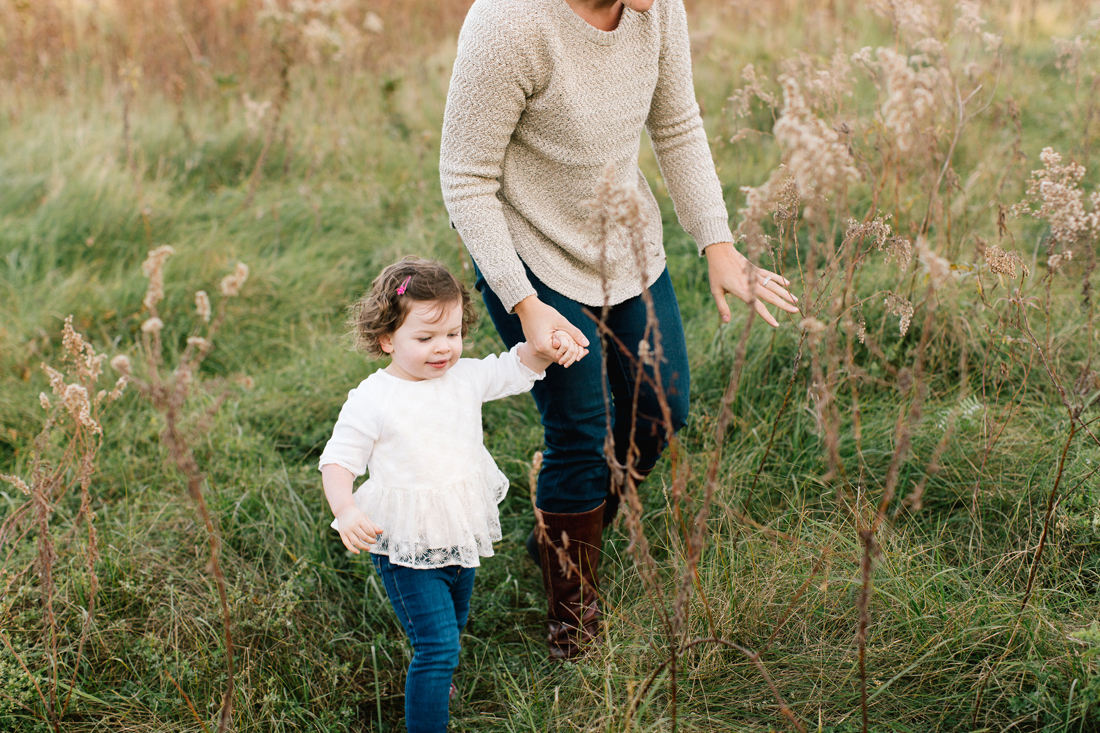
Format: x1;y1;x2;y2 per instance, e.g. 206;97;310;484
330;454;509;568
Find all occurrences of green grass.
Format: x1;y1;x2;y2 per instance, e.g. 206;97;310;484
2;1;1100;731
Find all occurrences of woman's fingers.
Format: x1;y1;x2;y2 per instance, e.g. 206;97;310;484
755;284;801;312
754;296;781;327
557;320;589;349
710;284;733;323
754;269;799;306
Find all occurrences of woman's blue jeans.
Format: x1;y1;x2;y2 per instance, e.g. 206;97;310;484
370;553;475;733
476;263;691;514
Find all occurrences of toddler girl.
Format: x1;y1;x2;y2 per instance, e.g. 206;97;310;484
318;257;584;733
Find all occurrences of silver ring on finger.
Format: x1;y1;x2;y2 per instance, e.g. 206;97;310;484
761;275;773;289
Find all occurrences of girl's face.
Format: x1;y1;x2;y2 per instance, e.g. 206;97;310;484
378;299;464;381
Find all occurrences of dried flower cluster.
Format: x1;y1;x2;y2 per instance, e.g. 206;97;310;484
141;317;164;334
1047;249;1074;273
727;64;777;120
142;245;176;311
1053;35;1090;80
220;263;251;297
917;236;953;288
772;174;802;225
242;94;273;136
584;162;650;282
883;291;914;336
950;1;1002;51
846;216;913;268
953;0;984;36
735;167;795;256
31;317;132;436
195;290;212;322
877;48;942;154
258;0;369;64
1013;147;1100;248
779;51;854;111
772;74;859;203
870;0;939;38
985;245;1029;279
0;472;31;495
61;316;108;384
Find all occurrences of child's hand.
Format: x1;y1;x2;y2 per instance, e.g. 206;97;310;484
335;505;383;554
550;329;587;368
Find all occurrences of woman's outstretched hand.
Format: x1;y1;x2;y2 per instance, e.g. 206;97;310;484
704;242;800;327
514;295;590;367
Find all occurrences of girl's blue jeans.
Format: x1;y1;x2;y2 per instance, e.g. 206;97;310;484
476;263;691;514
370;553;475;733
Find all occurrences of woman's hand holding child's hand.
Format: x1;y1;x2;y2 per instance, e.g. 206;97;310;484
516;328;588;373
335;505;383;555
549;329;586;368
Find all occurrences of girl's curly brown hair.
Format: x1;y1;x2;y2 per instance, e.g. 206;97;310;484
350;257;478;357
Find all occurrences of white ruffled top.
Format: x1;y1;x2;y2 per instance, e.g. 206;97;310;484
318;345;544;568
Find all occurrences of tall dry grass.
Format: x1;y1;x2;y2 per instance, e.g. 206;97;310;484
0;0;1098;731
540;1;1100;730
0;0;473;97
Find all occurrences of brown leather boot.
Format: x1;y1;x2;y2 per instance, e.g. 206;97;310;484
537;502;604;660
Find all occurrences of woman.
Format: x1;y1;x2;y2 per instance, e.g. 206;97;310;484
439;0;799;659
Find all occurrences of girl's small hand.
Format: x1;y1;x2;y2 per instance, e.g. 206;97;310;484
335;505;383;554
550;329;587;368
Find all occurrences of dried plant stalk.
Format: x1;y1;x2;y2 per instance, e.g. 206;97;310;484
122;245;251;732
0;318;127;731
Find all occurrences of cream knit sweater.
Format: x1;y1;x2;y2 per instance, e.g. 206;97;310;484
440;0;734;312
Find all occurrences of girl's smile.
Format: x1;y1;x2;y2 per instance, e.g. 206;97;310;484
378;299;464;381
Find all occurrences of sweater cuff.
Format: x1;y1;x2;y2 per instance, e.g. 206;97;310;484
492;272;539;313
691;218;735;255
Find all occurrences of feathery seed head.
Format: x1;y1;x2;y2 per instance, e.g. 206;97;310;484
772;74;859;201
917;237;952;288
44;364;66;396
220;263;250;297
142;245;176;312
363;11;384;33
195;291;212;323
0;473;31;496
111;354;132;375
954;1;984;36
1013;147;1100;247
883;292;914;336
62;383;100;433
1047;250;1073;273
986;245;1029;278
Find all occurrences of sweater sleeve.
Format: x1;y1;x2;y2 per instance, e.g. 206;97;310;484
440;2;538;312
645;0;734;254
317;384;382;478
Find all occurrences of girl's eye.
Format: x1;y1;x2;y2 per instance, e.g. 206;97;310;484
448;333;460;338
418;337;431;343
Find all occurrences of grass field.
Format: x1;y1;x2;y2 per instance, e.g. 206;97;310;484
2;0;1099;731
